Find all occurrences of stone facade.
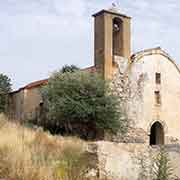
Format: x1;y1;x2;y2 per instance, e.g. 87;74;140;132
127;48;180;145
93;8;131;80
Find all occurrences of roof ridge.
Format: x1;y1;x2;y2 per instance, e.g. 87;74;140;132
131;47;161;58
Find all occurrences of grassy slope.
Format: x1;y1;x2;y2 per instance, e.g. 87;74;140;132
0;114;92;180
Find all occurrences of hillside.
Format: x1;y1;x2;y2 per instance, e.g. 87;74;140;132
0;114;97;180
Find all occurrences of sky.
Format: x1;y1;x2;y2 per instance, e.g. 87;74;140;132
0;0;180;90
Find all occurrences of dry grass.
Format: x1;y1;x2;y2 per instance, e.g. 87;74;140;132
0;114;94;180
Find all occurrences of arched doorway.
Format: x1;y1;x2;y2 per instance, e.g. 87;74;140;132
150;121;164;145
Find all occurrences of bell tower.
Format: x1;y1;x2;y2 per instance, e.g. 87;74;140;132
93;7;131;79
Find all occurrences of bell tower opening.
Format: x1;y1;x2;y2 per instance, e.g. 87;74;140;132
113;17;123;56
150;121;164;145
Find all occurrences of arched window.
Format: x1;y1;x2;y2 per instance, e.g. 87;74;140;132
150;121;164;145
113;17;123;56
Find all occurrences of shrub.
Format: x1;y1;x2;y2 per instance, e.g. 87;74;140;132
153;147;173;180
54;143;89;180
41;69;126;139
0;73;12;113
0;117;91;180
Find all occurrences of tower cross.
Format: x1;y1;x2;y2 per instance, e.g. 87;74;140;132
112;1;120;8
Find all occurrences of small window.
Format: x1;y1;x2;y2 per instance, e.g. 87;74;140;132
155;91;161;105
156;73;161;84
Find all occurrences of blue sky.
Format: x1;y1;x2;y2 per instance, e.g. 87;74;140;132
0;0;180;89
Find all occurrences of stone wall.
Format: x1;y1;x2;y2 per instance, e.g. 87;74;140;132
109;49;180;145
9;90;25;120
9;87;43;122
109;55;148;144
23;87;43;121
128;51;180;144
87;141;180;180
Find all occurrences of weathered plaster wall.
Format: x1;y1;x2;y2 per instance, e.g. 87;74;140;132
128;52;180;144
23;87;43;120
9;90;25;120
87;142;180;180
9;87;42;121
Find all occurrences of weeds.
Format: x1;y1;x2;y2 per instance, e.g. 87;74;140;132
0;116;95;180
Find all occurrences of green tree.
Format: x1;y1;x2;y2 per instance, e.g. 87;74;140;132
0;74;12;113
60;65;79;73
41;69;127;139
153;147;173;180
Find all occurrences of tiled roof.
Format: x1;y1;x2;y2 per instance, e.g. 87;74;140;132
82;66;97;72
10;66;96;94
10;79;48;94
23;79;48;89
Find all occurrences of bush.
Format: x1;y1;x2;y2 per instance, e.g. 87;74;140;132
0;117;91;180
41;69;126;139
54;143;90;180
0;73;12;113
153;147;173;180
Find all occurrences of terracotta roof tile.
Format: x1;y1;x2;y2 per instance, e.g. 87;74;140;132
82;66;97;72
23;79;48;89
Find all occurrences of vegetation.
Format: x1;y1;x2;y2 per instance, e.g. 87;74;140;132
0;115;99;180
41;67;126;139
153;147;173;180
60;65;80;73
0;73;12;113
1;115;179;180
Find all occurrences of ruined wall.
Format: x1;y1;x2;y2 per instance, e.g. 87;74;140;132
87;141;180;180
109;55;148;143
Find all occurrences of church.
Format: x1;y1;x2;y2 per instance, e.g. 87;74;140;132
8;6;180;179
8;6;180;147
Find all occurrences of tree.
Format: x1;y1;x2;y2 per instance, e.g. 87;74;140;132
0;74;12;113
60;65;79;73
41;69;126;139
153;147;173;180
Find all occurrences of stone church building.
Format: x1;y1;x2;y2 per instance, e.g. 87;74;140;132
8;7;180;179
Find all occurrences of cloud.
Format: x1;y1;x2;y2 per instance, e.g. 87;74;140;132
0;0;180;89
